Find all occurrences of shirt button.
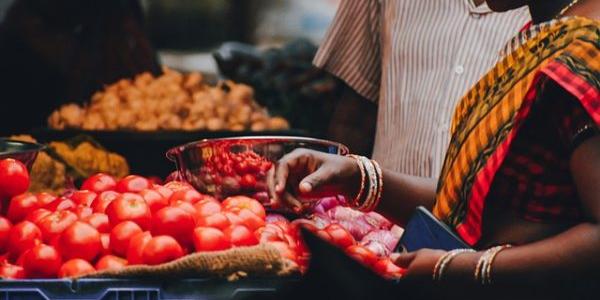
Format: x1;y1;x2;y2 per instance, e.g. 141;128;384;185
471;13;482;20
454;65;465;75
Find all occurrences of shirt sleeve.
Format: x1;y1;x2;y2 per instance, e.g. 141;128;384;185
313;0;381;103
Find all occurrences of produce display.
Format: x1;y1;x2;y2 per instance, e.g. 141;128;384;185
48;67;290;132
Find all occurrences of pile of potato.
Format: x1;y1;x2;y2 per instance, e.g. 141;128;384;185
48;67;290;132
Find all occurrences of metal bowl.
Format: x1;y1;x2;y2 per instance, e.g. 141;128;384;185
0;139;46;171
166;136;349;203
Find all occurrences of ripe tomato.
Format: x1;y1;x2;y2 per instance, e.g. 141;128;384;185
0;217;11;252
345;245;378;266
22;244;62;278
152;207;195;248
139;189;168;213
126;231;152;265
58;258;95;278
269;241;297;262
81;173;117;193
100;233;110;256
315;230;333;243
291;219;318;233
91;191;120;213
163;181;193;192
115;175;151;193
223;225;258;247
373;259;405;279
0;262;25;279
0;159;29;199
110;221;142;257
82;213;110;233
38;211;78;243
26;208;52;224
70;190;97;206
35;192;57;207
147;176;163;185
105;193;151;230
235;209;265;231
95;255;127;271
44;197;76;212
58;221;102;262
196;212;230;230
193;199;221;219
152;184;173;199
240;174;257;189
170;201;197;216
224;211;244;226
142;236;184;265
193;227;231;252
222;196;265;219
168;189;202;205
324;224;355;248
73;205;93;219
8;221;41;258
7;193;39;223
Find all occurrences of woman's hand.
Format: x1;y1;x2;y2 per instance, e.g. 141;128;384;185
392;249;446;281
269;149;361;212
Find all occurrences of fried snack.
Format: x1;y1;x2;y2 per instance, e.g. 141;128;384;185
48;68;290;132
50;141;129;179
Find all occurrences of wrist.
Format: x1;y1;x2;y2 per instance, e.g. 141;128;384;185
444;252;482;283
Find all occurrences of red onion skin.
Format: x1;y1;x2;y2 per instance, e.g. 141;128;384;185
310;213;333;229
361;240;391;257
338;219;375;241
266;214;289;223
312;196;341;214
363;212;393;230
361;230;399;252
327;206;364;222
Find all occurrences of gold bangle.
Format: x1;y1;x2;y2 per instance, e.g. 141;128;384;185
369;159;383;211
358;156;377;211
433;249;475;281
474;245;512;285
483;245;512;285
347;155;366;208
474;248;494;284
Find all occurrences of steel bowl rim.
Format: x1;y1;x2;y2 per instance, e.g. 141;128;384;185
0;138;47;156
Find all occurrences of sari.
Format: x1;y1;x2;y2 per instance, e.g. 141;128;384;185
433;17;600;246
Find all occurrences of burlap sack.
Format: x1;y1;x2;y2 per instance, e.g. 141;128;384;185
80;243;300;281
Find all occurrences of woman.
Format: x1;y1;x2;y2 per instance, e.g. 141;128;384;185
273;0;600;289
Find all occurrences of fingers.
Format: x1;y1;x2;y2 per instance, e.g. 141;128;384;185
274;149;312;193
299;167;334;194
282;192;304;213
393;252;417;268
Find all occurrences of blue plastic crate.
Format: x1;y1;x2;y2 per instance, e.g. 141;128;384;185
0;278;294;300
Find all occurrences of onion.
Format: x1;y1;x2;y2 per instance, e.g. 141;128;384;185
337;219;375;241
363;212;393;230
327;206;364;222
266;214;289;223
361;230;400;252
361;240;391;257
312;196;342;214
390;225;404;240
310;213;333;229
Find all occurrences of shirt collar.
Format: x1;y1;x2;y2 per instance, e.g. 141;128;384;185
465;0;493;15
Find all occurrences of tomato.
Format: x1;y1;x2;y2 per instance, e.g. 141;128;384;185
0;262;25;279
91;191;120;213
222;196;265;219
196;213;230;230
38;211;78;243
58;221;102;262
8;221;41;258
0;217;11;252
73;205;93;219
291;219;318;233
269;241;297;262
152;207;195;248
373;259;405;279
345;245;378;266
81;173;117;193
26;208;52;224
192;227;231;252
170;201;197;216
0;159;29;199
224;211;244;226
110;221;142;257
152;184;173;199
315;230;333;243
235;209;265;231
147;176;163;185
139;189;168;213
223;225;258;247
58;258;95;278
100;233;110;256
256;224;286;243
126;231;152;265
82;213;110;233
324;224;356;248
105;193;151;230
193;199;222;219
95;255;127;271
142;236;184;265
163;181;193;192
35;192;57;206
44;197;76;212
7;193;39;223
22;244;62;278
70;190;97;207
168;189;202;205
240;174;257;189
115;175;151;193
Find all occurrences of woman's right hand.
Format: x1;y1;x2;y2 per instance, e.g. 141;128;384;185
269;149;361;212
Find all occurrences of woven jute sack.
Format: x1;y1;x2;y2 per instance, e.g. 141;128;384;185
80;243;300;281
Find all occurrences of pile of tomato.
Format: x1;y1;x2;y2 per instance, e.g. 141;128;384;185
0;167;308;279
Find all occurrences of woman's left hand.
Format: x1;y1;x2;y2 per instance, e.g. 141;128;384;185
391;249;446;281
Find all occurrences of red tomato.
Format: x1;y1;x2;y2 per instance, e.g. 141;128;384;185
170;201;197;216
0;262;25;279
224;211;244;226
35;192;57;206
70;190;97;206
196;212;230;230
147;176;163;185
105;193;151;230
152;185;173;199
222;196;265;219
7;193;39;223
73;205;93;219
58;221;102;262
373;259;406;279
168;189;203;205
82;213;110;233
0;159;29;199
139;189;168;213
115;175;151;193
324;224;356;248
142;236;184;265
95;255;127;271
26;208;52;224
81;173;117;193
91;191;120;213
22;244;62;278
345;245;378;266
269;241;297;262
235;209;265;231
163;181;193;192
126;231;152;265
37;211;78;243
192;227;231;252
100;233;110;256
240;174;257;189
110;221;142;257
193;199;221;219
44;197;76;212
290;219;318;233
8;221;41;258
0;217;11;253
58;258;95;278
223;225;258;247
315;230;333;243
152;207;195;248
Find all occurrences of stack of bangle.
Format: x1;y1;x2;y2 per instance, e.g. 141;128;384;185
474;244;512;285
347;155;383;212
432;249;475;281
